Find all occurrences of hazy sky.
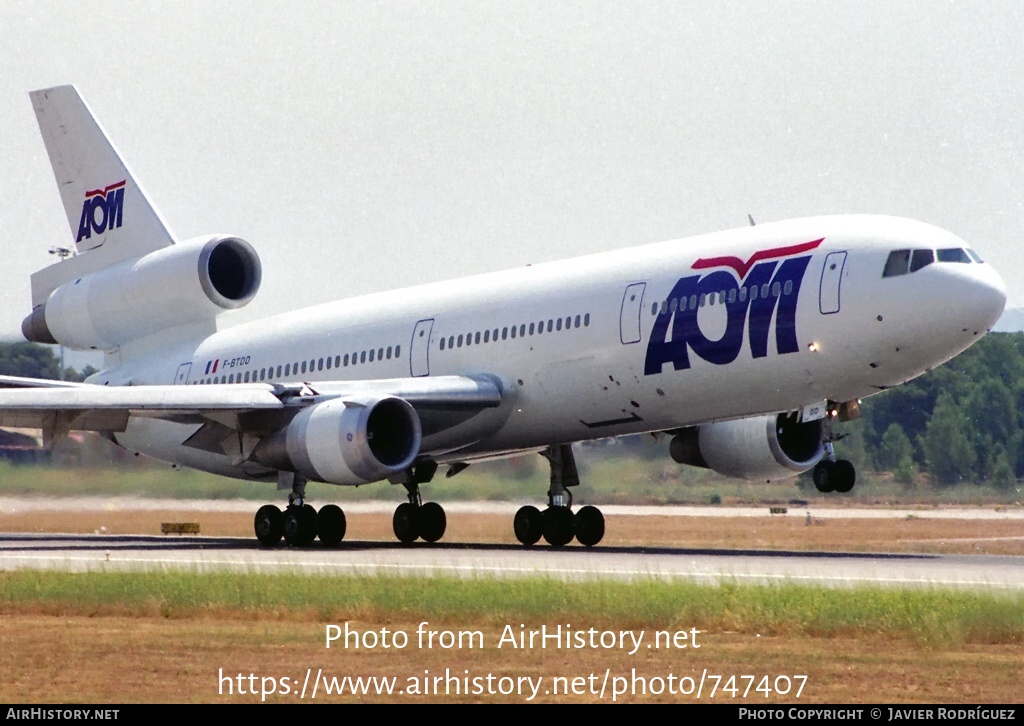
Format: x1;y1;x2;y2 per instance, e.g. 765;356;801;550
3;1;1024;346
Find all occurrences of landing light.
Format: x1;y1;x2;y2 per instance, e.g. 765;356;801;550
808;342;820;352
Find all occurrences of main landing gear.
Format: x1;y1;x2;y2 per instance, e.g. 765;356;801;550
253;472;347;547
391;462;447;544
513;444;605;548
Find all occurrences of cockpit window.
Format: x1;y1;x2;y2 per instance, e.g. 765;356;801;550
937;248;971;263
883;249;911;277
884;245;980;278
910;248;934;272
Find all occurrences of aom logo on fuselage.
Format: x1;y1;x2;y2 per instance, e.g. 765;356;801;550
76;180;125;243
644;239;823;375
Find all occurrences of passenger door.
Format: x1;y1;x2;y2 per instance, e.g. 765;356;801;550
819;251;847;315
619;283;647;344
410;318;434;377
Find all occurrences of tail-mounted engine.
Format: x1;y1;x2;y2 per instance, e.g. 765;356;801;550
253;395;423;485
22;235;261;350
670;412;825;482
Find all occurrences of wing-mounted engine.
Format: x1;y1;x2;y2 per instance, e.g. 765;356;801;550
669;412;824;481
22;235;261;350
252;395;422;485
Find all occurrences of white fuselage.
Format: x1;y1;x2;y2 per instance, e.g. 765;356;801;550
103;214;1005;480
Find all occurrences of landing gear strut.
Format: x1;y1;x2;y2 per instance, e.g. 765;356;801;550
391;462;447;544
514;444;605;547
252;472;347;547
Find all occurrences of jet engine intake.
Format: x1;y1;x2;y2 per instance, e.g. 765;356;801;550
253;395;422;485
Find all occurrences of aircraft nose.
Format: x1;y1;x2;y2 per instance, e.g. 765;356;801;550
967;262;1007;332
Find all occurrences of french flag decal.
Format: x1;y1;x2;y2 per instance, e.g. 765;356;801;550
205;359;219;375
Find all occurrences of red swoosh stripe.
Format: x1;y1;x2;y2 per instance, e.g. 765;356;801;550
84;180;126;199
691;238;823;278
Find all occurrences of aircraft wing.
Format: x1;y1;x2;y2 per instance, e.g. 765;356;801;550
0;374;504;447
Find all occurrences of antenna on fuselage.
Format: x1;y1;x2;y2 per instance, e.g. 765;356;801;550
748;214;756;226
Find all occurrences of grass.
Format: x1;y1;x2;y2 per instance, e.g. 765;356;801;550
2;571;1021;703
1;570;1021;648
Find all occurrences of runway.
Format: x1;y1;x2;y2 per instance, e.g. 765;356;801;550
2;531;1021;590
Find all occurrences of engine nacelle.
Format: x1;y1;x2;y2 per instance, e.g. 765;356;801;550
22;235;261;350
253;396;422;485
669;412;824;481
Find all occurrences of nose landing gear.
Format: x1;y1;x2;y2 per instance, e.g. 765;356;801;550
812;437;856;493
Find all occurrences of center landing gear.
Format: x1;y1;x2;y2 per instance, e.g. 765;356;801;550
513;444;605;547
252;472;347;547
391;462;447;544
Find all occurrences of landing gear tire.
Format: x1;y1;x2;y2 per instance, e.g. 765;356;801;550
573;505;605;547
833;459;856;493
513;505;544;546
812;460;836;493
418;502;447;543
317;504;347;547
254;505;284;546
284;504;318;546
543;507;575;547
393;502;420;544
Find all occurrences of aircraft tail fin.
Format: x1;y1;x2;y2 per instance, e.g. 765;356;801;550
31;85;176;258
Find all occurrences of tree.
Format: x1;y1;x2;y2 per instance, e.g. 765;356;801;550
963;378;1019;480
877;423;915;485
0;341;62;379
919;391;978;486
986;444;1016;491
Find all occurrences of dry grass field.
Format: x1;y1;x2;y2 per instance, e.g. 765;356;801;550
1;615;1021;703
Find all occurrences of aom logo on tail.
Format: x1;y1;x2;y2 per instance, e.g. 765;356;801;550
644;239;822;375
77;180;125;243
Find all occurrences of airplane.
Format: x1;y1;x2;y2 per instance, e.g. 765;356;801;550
0;85;1006;548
